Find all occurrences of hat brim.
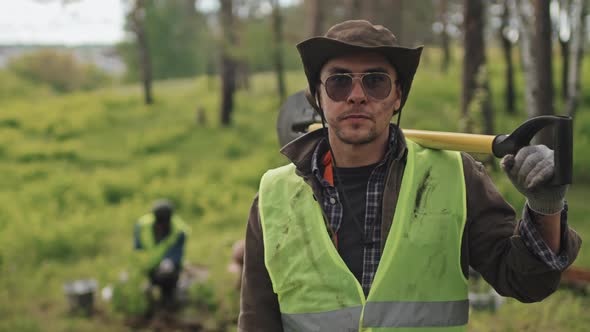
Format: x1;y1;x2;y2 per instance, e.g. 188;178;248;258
297;37;423;111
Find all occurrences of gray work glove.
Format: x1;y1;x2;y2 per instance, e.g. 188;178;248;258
500;145;567;215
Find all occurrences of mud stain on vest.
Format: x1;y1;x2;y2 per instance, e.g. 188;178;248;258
413;167;433;219
431;247;448;278
291;188;329;287
274;225;290;253
290;182;304;202
273;184;302;255
334;293;347;307
299;220;329;287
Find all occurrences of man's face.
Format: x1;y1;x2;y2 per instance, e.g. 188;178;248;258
318;52;402;146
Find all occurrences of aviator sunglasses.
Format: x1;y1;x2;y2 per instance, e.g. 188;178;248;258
320;72;396;101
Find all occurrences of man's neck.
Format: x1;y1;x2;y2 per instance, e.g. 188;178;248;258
328;128;390;168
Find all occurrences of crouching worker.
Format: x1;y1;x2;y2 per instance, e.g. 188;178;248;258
134;199;188;309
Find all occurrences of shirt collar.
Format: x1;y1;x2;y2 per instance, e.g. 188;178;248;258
312;124;399;185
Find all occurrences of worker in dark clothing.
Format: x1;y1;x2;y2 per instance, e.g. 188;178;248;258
238;20;582;331
134;199;188;307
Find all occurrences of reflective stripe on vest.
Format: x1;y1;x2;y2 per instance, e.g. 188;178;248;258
281;300;468;330
259;139;468;331
363;300;469;327
282;306;362;332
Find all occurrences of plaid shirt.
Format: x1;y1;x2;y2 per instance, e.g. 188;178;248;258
311;128;395;295
519;204;570;270
310;127;569;294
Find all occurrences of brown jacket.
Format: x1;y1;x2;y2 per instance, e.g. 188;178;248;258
238;129;582;332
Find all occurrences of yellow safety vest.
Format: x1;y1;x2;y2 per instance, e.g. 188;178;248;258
259;140;468;331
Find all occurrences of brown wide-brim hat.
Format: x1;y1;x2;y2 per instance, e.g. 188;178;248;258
297;20;423;112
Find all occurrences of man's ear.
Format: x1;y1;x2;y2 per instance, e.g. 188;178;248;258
393;83;402;112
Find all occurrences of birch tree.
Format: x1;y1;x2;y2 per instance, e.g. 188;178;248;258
500;0;517;114
462;0;494;135
565;0;587;117
557;0;571;100
511;0;555;144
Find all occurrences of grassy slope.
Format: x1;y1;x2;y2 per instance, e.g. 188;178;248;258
0;49;588;331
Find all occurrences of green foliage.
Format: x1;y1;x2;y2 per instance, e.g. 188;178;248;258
111;274;149;316
240;17;302;73
0;318;41;332
470;290;590;332
28;223;106;264
118;2;307;82
7;49;111;93
0;69;53;100
0;118;20;129
190;280;219;313
118;0;213;81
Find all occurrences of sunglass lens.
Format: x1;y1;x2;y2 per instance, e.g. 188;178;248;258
325;75;352;101
362;73;392;99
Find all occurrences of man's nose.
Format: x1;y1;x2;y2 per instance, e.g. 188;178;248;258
347;79;367;104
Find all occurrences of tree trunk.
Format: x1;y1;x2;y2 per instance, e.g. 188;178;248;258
307;0;324;36
511;0;555;145
500;0;516;114
560;39;570;100
206;56;216;91
346;0;362;19
566;0;586;117
131;0;153;105
462;0;494;135
440;0;451;73
387;0;404;43
220;0;236;126
533;0;555;145
361;0;378;22
510;0;537;117
271;0;286;103
559;0;572;101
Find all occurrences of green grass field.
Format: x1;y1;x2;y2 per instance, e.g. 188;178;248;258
0;48;588;331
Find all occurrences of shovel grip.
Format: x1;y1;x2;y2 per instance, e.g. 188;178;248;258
554;118;573;185
492;116;572;185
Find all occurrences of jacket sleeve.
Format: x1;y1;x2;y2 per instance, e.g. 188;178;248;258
462;153;582;303
238;195;284;332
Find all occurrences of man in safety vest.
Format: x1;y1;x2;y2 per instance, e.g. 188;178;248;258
238;20;582;331
134;199;188;307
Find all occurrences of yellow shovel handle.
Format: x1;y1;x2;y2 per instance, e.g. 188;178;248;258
402;129;495;154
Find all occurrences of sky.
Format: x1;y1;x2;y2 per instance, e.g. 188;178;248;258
0;0;300;46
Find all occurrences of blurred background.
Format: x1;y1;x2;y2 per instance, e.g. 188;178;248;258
0;0;589;331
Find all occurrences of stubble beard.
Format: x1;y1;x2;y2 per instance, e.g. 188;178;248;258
335;124;378;145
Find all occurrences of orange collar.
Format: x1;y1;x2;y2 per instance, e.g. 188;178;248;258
322;151;334;186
